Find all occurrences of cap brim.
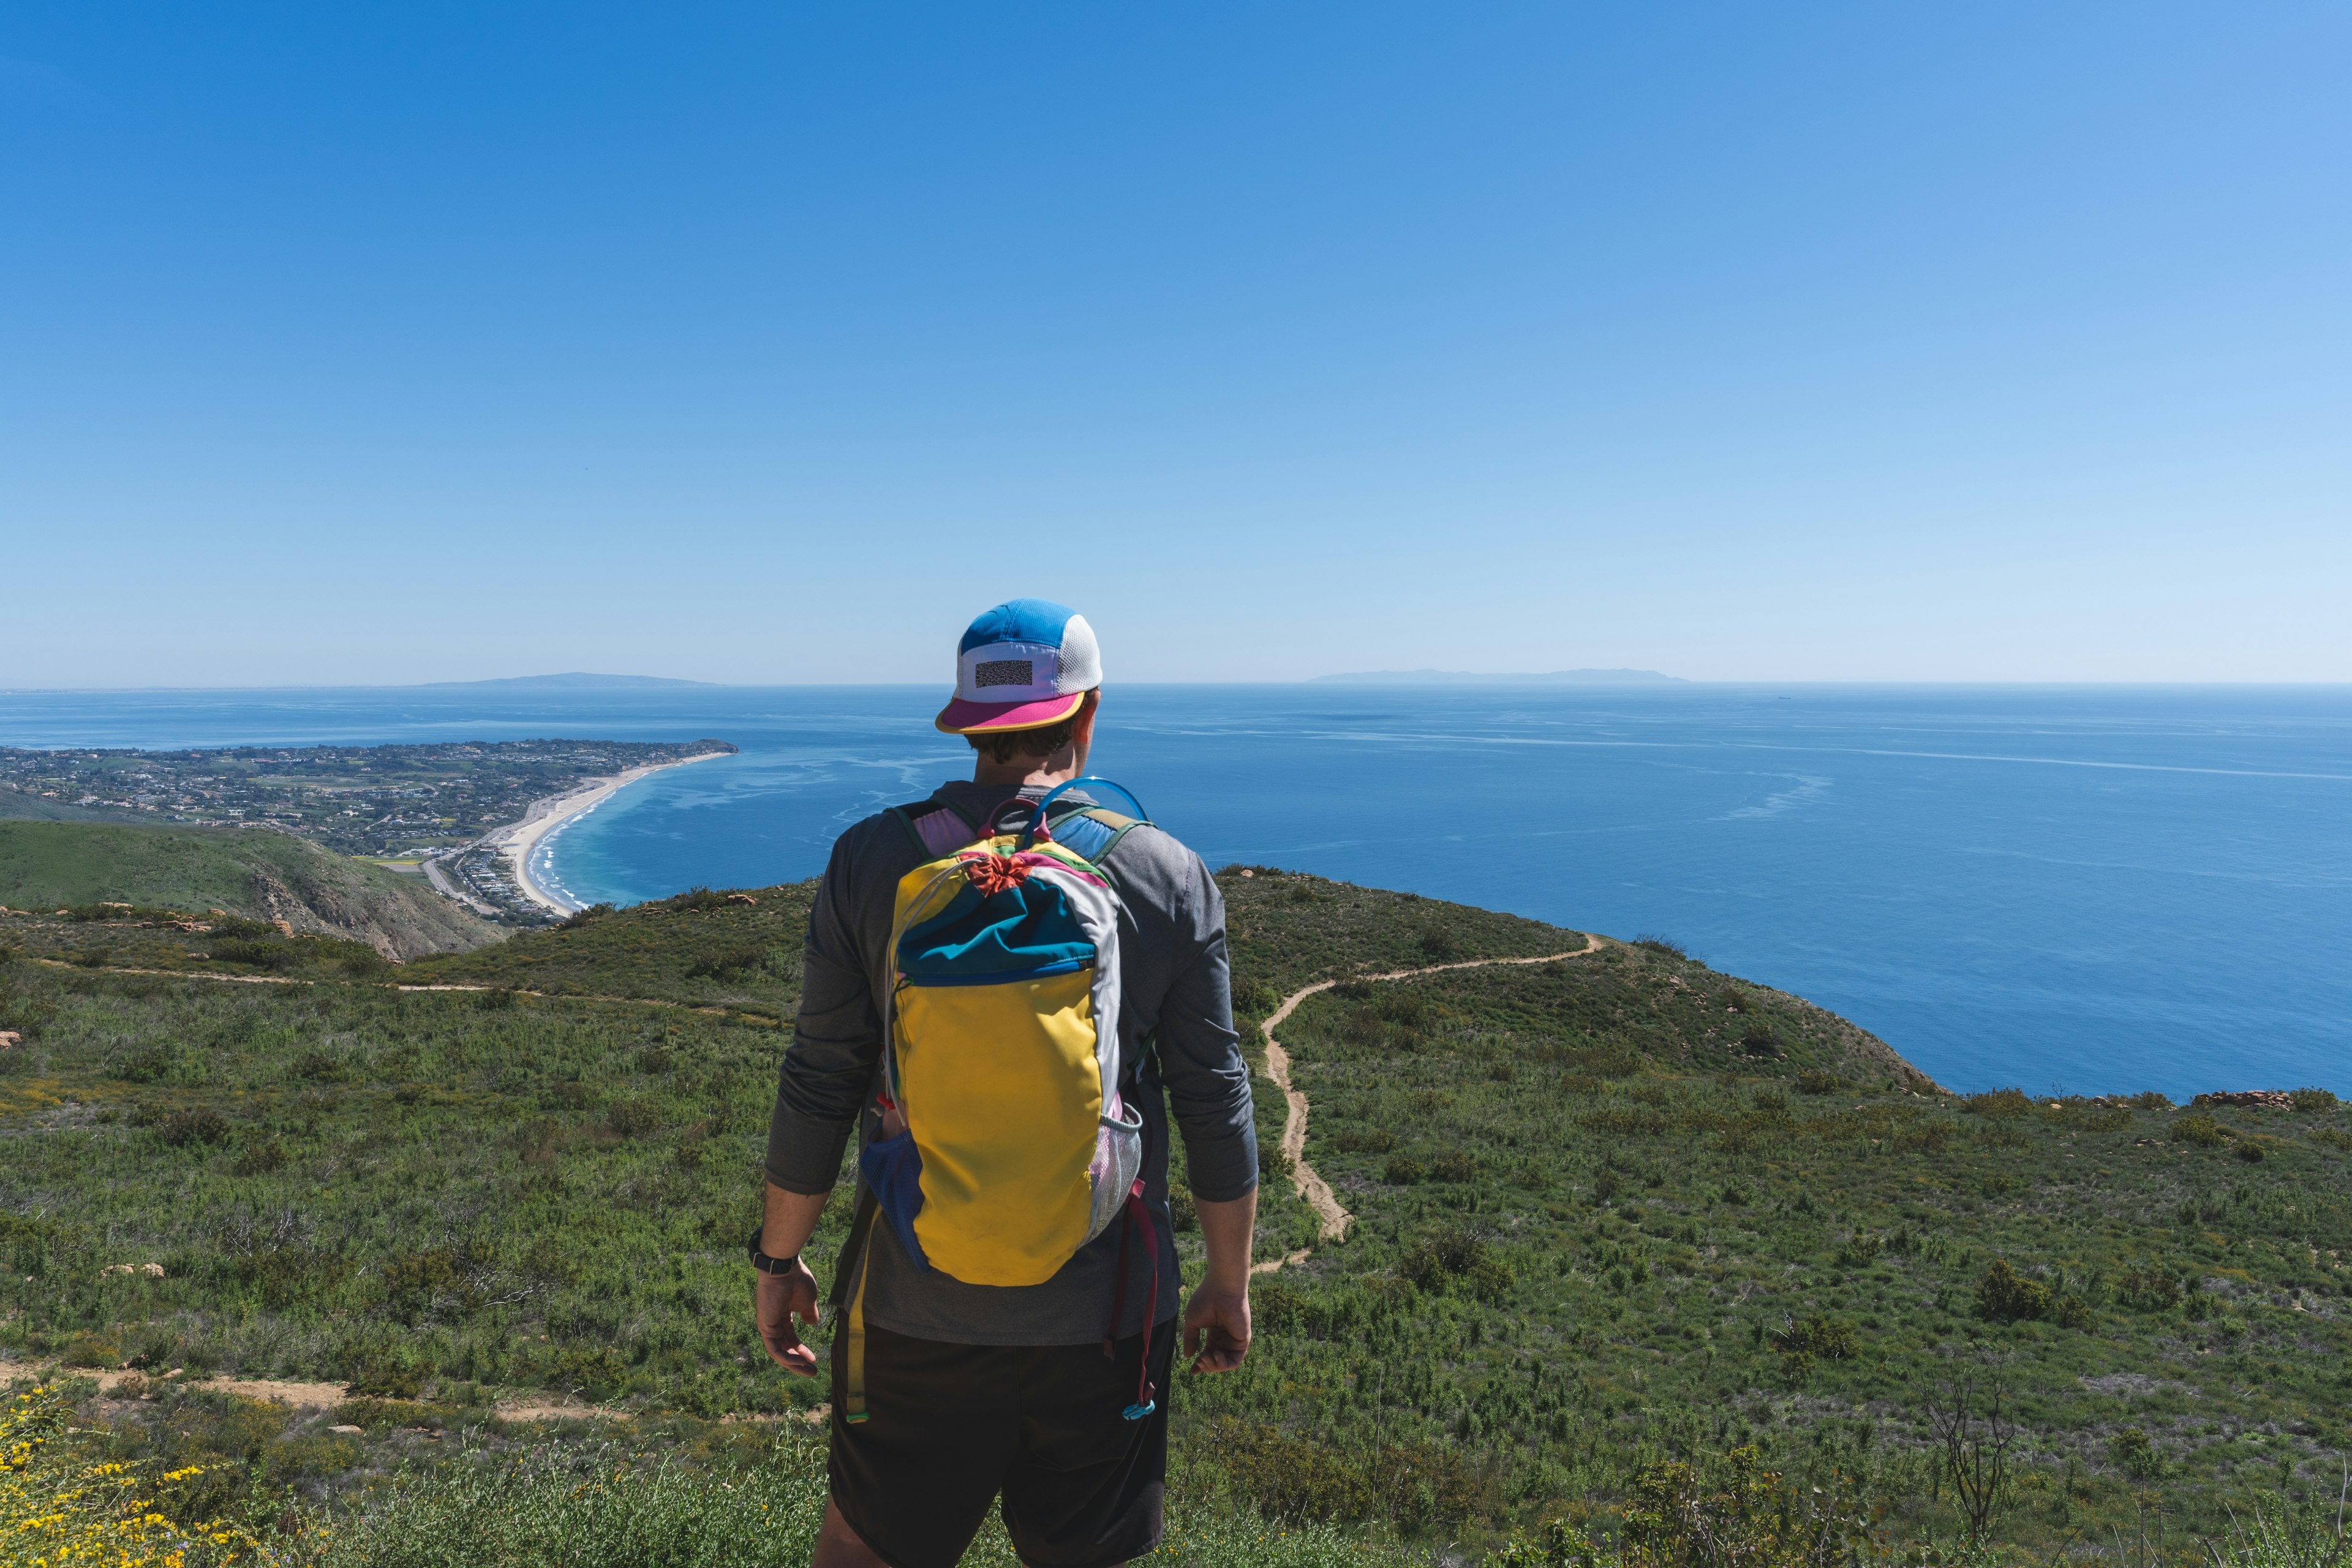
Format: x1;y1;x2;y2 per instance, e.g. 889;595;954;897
935;691;1086;735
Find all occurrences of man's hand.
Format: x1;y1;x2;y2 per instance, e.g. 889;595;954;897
1183;1278;1251;1373
756;1259;823;1376
1185;1188;1259;1373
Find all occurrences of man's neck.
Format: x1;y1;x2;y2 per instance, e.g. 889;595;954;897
967;759;1084;793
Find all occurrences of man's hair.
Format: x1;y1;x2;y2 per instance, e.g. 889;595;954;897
964;692;1094;766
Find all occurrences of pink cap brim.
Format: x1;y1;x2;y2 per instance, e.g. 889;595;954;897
935;690;1086;735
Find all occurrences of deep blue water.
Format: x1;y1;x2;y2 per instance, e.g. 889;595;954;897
4;683;2347;1100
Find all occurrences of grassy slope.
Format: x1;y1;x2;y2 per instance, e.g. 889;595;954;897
0;820;499;959
401;883;818;1012
1197;913;2352;1547
0;870;2345;1555
0;788;146;824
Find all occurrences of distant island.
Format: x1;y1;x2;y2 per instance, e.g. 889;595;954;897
420;673;720;690
1313;667;1686;685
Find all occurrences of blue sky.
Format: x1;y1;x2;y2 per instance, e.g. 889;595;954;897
4;3;2347;686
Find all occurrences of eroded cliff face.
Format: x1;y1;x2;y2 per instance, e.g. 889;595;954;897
0;819;500;962
244;861;500;960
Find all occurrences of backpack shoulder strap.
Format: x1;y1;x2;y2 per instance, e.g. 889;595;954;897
888;800;982;861
1042;804;1151;869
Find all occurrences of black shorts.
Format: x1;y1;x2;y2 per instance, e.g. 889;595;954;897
828;1319;1177;1568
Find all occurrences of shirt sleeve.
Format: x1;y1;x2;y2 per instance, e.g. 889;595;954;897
764;830;882;1195
1153;850;1260;1204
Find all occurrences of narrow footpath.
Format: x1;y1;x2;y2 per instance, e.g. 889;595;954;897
1248;934;1607;1275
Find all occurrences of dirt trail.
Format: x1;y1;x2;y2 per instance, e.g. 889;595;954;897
1253;935;1607;1271
28;956;779;1028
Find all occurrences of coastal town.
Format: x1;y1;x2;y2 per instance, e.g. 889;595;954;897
0;737;736;925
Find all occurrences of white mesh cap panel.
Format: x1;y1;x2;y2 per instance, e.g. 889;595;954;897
1051;614;1099;695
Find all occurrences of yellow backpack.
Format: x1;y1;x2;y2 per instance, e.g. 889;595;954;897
832;780;1162;1420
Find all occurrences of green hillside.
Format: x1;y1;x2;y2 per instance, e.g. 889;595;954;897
0;820;499;959
0;869;2343;1564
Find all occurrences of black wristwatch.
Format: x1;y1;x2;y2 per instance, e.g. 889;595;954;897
747;1224;800;1276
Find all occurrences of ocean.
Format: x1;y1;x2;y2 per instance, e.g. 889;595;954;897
4;682;2346;1100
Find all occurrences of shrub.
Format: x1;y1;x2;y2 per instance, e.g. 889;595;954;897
1795;1069;1841;1095
59;1332;123;1367
607;1098;663;1138
1717;1180;1752;1206
232;1139;289;1175
345;1357;424;1398
1738;1026;1780;1059
1383;1155;1425;1185
2111;1426;2162;1479
1258;1137;1295;1179
1632;934;1687;960
1401;1226;1513;1299
1966;1088;2032;1118
157;1107;230;1147
1774;1313;1857;1360
1836;1231;1883;1267
685;944;771;982
1430;1149;1477;1183
547;1344;628;1399
1167;1182;1197;1233
2291;1087;2339;1112
0;1386;265;1564
207;938;297;970
1329;1126;1396;1153
115;1046;173;1082
559;902;616;929
2174;1112;2229;1147
1418;925;1460;960
1231;979;1280;1016
2234;1141;2266;1163
1977;1259;2052;1322
2127;1090;2174;1110
292;1049;344;1082
2116;1265;2182;1310
1207;1416;1491;1526
2054;1293;2094;1329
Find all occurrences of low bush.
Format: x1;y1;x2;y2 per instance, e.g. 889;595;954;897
2174;1113;2230;1147
1430;1149;1477;1183
684;944;771;982
2111;1426;2163;1480
157;1107;231;1147
2115;1265;2182;1310
1966;1088;2032;1118
1977;1258;2052;1322
1400;1225;1513;1299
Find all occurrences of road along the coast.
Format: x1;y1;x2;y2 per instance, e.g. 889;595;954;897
1249;934;1608;1275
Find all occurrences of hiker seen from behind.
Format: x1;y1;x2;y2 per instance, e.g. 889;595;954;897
752;598;1259;1568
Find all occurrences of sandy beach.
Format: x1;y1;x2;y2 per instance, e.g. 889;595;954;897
492;752;725;915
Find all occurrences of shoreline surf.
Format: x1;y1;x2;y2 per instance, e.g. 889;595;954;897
490;752;725;915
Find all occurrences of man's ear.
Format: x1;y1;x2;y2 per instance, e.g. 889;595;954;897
1071;690;1100;769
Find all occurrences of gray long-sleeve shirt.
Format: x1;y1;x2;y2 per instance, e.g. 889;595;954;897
765;780;1257;1345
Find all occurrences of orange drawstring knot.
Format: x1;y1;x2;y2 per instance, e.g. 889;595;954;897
962;853;1032;895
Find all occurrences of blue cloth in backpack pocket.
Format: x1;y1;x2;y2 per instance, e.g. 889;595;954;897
859;1128;932;1272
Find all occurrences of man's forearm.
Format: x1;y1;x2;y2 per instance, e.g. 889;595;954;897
761;1182;832;1260
1195;1189;1257;1286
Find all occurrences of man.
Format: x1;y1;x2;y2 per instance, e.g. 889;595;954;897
753;598;1260;1568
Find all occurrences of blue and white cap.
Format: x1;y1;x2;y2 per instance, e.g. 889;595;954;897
935;599;1102;735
